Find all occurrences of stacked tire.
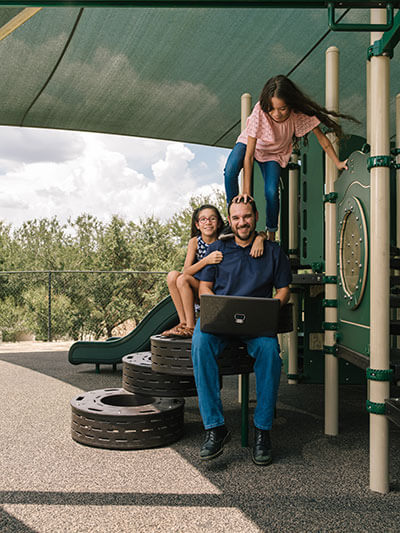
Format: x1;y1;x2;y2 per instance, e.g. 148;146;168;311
70;338;254;450
71;304;291;450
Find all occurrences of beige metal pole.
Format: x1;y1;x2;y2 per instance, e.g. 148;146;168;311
324;46;339;436
0;8;42;42
288;152;299;384
366;60;371;145
369;8;390;494
238;93;252;402
367;9;387;146
240;93;252;194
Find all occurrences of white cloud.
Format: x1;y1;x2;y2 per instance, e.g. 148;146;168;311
0;126;85;164
0;127;226;227
217;153;228;174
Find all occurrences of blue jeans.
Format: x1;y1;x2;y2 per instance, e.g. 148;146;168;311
191;320;282;430
224;142;281;232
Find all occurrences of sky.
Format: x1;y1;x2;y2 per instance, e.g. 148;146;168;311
0;126;230;228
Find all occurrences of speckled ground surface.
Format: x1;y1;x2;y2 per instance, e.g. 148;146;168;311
0;347;399;533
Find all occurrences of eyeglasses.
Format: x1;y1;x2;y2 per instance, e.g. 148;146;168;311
198;215;218;224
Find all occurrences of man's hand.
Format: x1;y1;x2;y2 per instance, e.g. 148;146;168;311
274;286;290;307
206;251;223;265
232;193;254;204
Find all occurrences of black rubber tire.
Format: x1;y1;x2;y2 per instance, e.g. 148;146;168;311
150;335;254;376
71;388;184;450
122;352;198;397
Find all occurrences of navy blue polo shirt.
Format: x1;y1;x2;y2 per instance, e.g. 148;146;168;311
195;238;292;297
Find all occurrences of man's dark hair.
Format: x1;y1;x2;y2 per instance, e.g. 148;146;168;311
228;196;258;216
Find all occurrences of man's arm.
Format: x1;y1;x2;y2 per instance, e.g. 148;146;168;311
274;286;290;307
198;280;215;296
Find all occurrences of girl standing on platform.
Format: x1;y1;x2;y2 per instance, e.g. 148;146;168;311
224;74;357;241
162;203;265;338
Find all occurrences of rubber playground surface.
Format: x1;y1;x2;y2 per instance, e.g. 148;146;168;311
1;343;400;533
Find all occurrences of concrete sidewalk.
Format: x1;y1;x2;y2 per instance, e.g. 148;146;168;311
0;349;399;533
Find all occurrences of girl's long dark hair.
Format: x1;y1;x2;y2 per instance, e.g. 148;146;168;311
259;75;358;138
190;204;224;238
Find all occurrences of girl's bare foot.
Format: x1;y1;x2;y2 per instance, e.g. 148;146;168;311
267;231;276;241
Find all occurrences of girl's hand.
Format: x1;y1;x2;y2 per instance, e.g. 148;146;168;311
233;193;254;204
206;251;223;264
250;233;266;258
336;159;348;171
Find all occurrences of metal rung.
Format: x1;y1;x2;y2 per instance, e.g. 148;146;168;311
329;2;394;32
291;273;324;285
336;345;369;370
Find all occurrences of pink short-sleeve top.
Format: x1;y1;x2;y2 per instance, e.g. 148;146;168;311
236;101;320;168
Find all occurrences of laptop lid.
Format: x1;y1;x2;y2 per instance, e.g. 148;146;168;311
200;294;281;338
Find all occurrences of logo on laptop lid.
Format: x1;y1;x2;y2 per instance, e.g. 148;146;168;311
234;313;246;324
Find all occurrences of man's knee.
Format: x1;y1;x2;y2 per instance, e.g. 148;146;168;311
252;335;278;350
249;337;281;363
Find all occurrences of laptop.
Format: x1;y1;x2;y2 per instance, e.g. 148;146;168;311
200;294;281;338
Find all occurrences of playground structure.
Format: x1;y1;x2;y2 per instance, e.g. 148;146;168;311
0;1;399;495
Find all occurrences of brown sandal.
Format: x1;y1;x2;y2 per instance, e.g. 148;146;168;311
160;324;186;337
171;326;194;338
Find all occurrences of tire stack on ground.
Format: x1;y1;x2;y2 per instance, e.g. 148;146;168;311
71;304;293;450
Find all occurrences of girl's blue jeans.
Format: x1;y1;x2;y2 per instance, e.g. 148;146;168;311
224;142;281;232
191;320;282;430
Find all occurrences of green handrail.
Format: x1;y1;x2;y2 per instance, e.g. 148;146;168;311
328;2;394;32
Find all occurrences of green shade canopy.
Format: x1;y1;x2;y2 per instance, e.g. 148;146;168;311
0;3;398;147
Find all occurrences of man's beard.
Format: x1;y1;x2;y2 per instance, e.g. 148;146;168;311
233;224;255;241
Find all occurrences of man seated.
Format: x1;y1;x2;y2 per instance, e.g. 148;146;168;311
191;196;292;465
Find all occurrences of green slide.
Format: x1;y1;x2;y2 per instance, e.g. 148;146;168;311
68;296;178;366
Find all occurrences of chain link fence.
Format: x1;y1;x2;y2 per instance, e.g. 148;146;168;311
0;271;169;342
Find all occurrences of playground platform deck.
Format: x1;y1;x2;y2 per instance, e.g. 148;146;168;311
1;343;399;533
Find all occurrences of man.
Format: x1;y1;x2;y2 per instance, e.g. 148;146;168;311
191;196;291;465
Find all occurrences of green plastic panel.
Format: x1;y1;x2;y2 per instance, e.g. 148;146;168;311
336;150;371;356
336;146;398;359
299;135;324;267
68;295;178;365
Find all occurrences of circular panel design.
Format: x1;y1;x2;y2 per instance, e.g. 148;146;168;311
339;196;368;309
341;211;362;294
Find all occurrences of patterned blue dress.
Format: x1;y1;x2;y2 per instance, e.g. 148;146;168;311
195;235;209;262
194;235;209;313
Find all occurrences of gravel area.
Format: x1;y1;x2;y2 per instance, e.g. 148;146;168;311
0;349;399;533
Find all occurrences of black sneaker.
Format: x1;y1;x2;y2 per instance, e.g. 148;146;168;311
219;222;234;240
200;425;231;460
251;427;272;466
